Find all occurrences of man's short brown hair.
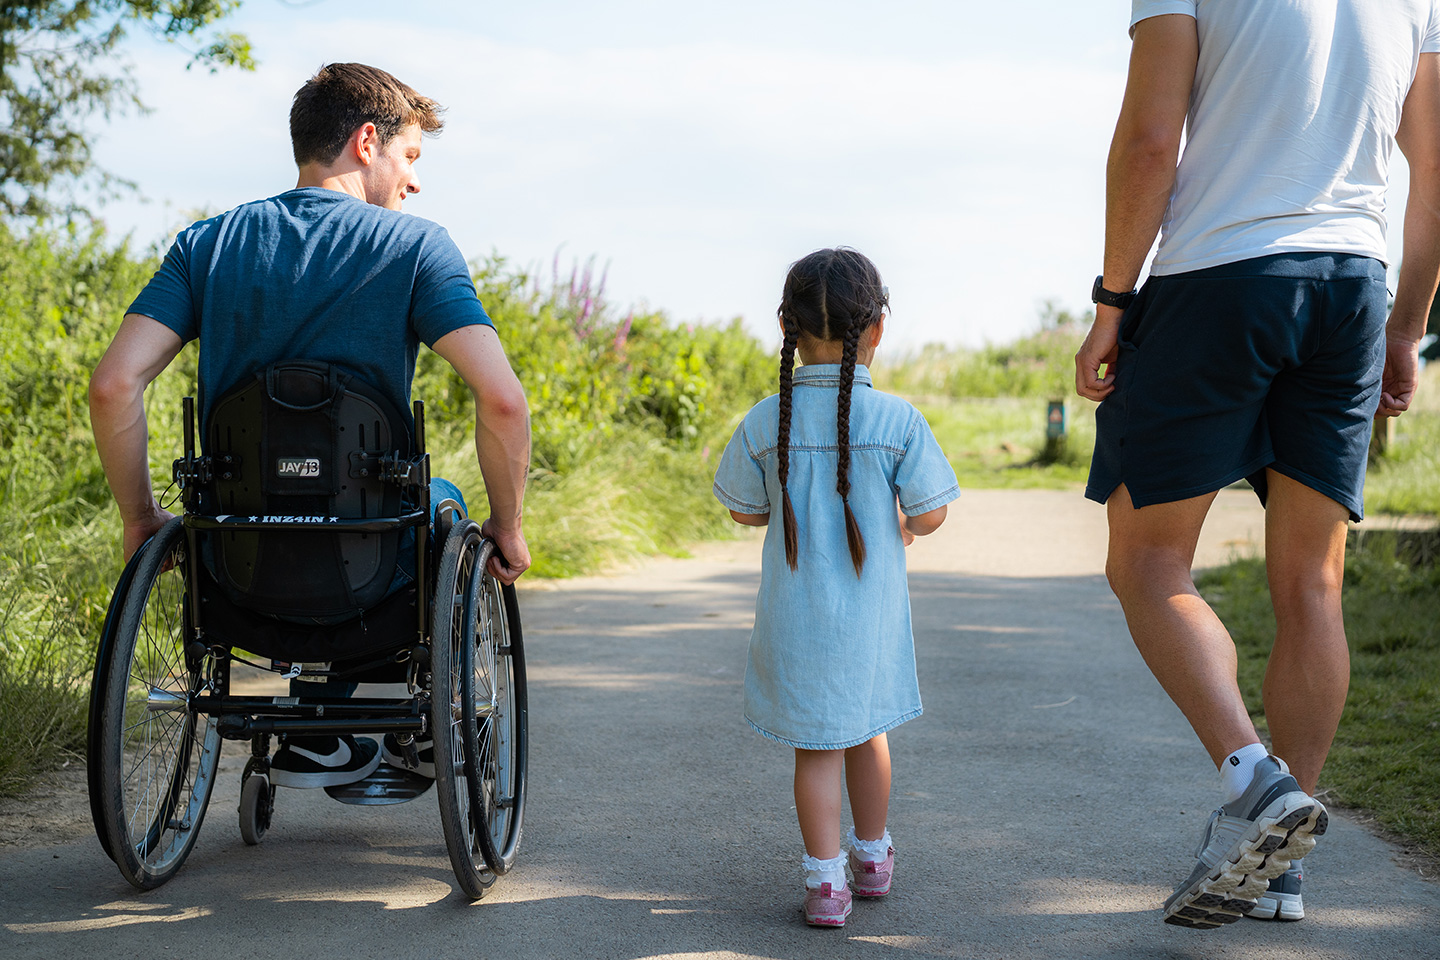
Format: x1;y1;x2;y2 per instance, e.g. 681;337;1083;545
290;63;444;167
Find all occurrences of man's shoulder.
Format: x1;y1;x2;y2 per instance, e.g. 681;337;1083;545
182;189;457;256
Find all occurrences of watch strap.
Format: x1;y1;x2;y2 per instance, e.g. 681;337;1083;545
1092;275;1137;310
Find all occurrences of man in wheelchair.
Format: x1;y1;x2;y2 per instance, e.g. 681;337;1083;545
88;63;531;792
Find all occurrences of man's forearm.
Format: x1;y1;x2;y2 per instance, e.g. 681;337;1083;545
474;405;530;533
90;381;161;526
1392;165;1440;342
1102;14;1196;293
1104;137;1179;293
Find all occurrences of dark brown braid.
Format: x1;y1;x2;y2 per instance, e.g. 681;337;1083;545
777;318;801;570
837;320;865;575
774;247;888;577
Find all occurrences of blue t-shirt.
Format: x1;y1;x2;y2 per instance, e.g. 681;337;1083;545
128;187;492;432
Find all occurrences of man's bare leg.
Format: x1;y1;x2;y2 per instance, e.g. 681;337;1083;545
1105;483;1262;767
1260;469;1350;796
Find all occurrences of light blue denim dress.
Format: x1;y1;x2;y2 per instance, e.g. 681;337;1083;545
713;364;960;750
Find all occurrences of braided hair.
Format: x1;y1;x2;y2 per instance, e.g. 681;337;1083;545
775;248;889;576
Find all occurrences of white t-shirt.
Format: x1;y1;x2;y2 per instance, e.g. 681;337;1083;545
1131;0;1440;275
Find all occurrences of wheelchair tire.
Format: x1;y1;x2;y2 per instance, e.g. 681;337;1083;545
91;517;222;889
87;541;147;864
239;771;274;846
460;544;527;875
431;521;529;897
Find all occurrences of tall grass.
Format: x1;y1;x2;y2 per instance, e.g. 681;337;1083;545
0;233;771;796
1197;534;1440;858
1365;364;1440;517
872;304;1096;487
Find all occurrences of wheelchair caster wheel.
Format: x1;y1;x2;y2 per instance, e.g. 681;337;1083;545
239;772;274;845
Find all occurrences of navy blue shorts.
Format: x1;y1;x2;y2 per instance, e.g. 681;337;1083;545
1085;253;1387;521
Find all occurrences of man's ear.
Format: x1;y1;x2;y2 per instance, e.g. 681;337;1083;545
351;122;380;165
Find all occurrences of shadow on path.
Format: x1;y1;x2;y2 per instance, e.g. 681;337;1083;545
3;557;1438;960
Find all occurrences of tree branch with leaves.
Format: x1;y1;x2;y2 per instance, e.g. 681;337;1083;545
0;1;254;220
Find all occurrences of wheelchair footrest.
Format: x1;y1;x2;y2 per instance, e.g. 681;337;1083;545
324;765;434;805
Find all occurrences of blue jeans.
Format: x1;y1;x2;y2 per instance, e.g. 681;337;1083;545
291;477;467;702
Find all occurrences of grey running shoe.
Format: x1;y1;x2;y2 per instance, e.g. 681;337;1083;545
1248;861;1304;921
1162;755;1327;929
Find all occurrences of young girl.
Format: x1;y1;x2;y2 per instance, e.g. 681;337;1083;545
712;248;958;926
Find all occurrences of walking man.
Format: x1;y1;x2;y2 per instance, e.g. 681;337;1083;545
1076;2;1440;929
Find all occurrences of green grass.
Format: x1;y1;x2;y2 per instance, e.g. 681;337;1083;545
872;309;1097;489
916;396;1098;489
431;423;738;579
1365;365;1440;516
0;237;771;797
1196;536;1440;859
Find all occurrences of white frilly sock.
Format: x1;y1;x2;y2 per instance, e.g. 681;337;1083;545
847;825;893;862
802;853;847;890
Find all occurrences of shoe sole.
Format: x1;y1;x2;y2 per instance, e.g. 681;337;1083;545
381;744;436;779
851;882;891;898
804;909;851;927
270;751;382;789
1248;891;1304;921
1162;795;1327;929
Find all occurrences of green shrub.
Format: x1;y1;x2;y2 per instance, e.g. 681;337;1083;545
873;302;1089;400
0;236;774;795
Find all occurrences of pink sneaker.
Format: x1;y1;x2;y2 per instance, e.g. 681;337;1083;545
849;847;895;898
803;882;853;926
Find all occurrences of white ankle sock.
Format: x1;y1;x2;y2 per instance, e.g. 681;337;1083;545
802;853;847;890
846;826;892;862
1220;743;1270;804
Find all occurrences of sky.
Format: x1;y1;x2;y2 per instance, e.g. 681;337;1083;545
90;0;1413;349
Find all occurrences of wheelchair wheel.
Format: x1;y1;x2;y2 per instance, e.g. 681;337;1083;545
239;771;274;845
432;521;528;898
90;517;221;889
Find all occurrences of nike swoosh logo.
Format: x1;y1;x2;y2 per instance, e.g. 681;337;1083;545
288;740;352;767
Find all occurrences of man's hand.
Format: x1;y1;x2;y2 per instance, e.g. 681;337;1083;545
123;505;177;563
1075;305;1123;401
480;517;531;585
1378;334;1422;417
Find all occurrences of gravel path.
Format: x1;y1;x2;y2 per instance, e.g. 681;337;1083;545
3;488;1436;959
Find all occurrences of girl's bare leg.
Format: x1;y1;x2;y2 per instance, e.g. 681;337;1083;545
845;733;891;842
794;748;845;858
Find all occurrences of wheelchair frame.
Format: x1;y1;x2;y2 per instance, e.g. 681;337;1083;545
86;395;527;899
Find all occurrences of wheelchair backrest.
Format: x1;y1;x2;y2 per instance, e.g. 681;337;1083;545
201;361;412;620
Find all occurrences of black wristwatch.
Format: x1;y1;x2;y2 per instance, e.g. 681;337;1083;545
1091;275;1137;310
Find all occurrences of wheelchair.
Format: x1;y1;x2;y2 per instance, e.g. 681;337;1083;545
85;361;527;899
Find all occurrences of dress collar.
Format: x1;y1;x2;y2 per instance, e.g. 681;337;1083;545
792;363;873;387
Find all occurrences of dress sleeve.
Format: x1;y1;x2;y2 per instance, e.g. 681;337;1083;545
894;411;960;516
712;419;770;515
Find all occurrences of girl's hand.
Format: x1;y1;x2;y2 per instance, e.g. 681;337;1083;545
897;503;915;546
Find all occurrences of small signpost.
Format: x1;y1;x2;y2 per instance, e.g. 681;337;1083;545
1368;413;1394;463
1041;399;1067;464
